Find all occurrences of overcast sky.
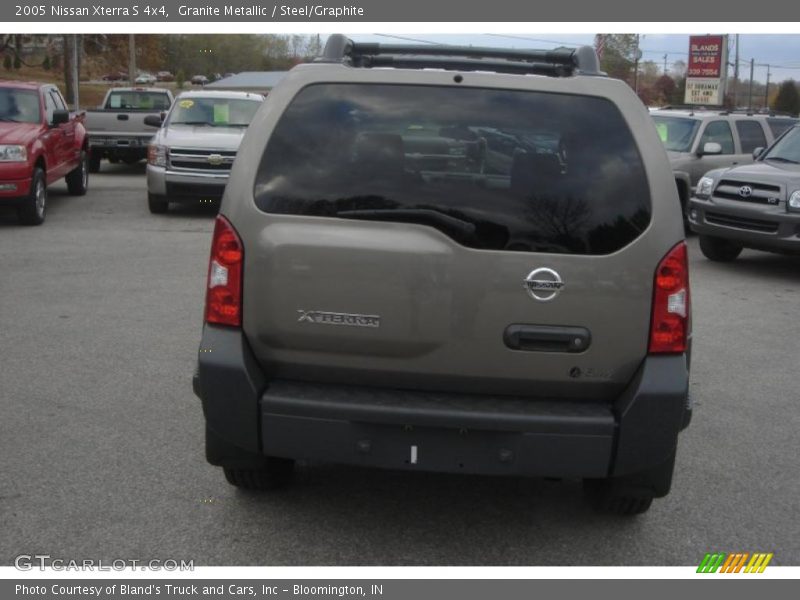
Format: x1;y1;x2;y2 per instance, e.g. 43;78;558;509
348;34;800;84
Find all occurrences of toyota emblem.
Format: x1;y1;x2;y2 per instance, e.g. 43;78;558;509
738;185;753;198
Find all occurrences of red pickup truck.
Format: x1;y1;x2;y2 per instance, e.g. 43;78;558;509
0;81;89;225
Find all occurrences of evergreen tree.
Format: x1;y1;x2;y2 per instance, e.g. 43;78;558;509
772;80;800;116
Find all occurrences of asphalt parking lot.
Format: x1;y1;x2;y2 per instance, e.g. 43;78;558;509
1;164;798;566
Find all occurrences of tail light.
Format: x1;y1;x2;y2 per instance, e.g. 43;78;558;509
205;216;243;327
649;241;690;354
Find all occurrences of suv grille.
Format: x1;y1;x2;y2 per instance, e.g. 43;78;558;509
705;211;779;233
713;180;782;205
168;148;236;173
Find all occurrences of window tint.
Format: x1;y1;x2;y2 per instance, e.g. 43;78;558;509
735;120;767;153
699;121;735;154
767;118;798;138
254;84;651;256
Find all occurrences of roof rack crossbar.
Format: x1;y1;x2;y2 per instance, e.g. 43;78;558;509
360;55;570;76
318;34;603;77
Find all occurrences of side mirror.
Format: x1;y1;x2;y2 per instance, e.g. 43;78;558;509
51;109;70;126
698;142;722;156
143;114;163;128
752;146;765;160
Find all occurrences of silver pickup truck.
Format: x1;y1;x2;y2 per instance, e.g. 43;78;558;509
86;87;174;172
144;90;263;213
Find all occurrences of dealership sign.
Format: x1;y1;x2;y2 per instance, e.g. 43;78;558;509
684;35;727;105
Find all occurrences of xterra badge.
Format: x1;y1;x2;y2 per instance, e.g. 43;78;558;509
523;268;564;302
297;310;381;328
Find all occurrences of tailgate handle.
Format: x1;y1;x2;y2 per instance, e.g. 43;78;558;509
504;324;591;353
117;114;129;121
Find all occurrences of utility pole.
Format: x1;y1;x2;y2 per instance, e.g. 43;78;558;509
128;34;136;86
764;65;771;111
633;34;641;95
733;33;740;108
748;58;754;111
663;53;668;74
71;35;79;110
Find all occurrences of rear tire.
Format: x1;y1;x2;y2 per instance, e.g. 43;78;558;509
148;193;169;214
584;451;676;516
223;458;295;491
699;235;742;262
583;480;654;515
88;152;101;173
18;168;47;226
66;150;89;196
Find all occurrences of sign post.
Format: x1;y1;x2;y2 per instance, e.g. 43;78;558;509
684;35;728;106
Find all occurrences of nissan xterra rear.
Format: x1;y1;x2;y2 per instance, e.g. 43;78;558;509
193;36;693;515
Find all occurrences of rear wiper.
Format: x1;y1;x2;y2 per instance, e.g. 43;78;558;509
337;208;477;240
172;121;214;126
764;156;800;164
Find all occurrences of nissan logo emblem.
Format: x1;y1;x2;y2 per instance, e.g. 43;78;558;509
523;268;564;302
739;185;753;198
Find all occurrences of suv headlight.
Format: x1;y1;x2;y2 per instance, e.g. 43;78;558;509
788;190;800;212
147;144;167;168
0;145;28;163
696;176;715;199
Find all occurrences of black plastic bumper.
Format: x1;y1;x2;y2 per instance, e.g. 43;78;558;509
194;325;690;479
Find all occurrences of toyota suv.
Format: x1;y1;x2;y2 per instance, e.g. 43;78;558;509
651;108;797;218
689;124;800;260
193;36;693;515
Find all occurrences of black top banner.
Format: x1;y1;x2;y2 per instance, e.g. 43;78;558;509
2;0;797;22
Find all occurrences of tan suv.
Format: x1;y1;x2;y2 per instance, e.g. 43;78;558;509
651;108;797;218
193;36;692;515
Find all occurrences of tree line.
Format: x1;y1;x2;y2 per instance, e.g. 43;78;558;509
3;34;800;115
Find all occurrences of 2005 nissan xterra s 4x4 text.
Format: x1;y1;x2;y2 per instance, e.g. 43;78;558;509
193;36;693;515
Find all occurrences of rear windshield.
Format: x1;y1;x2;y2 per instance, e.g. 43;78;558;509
254;84;651;255
651;116;700;152
105;91;172;111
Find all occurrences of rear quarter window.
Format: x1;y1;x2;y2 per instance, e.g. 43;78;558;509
735;120;767;154
767;118;799;138
254;83;651;255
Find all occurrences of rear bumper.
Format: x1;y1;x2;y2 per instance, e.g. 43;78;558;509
89;135;152;150
194;325;690;479
688;196;800;252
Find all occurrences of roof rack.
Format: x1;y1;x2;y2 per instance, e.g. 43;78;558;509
317;34;604;77
727;109;797;118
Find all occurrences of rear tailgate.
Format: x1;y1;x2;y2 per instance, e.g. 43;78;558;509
243;217;654;399
228;73;682;402
85;110;158;137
